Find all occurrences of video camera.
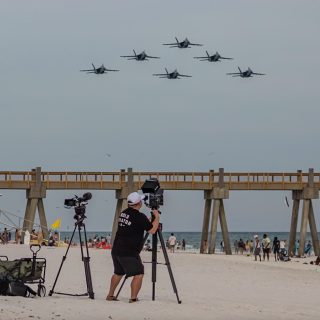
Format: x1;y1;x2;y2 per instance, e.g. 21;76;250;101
64;192;92;222
141;178;164;210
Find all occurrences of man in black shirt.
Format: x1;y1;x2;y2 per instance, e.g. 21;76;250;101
106;192;160;303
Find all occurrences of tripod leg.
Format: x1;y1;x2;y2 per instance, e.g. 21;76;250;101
49;224;77;296
115;276;128;299
79;224;95;299
151;232;158;301
158;230;182;304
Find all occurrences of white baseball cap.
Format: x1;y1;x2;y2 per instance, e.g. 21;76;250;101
127;192;145;205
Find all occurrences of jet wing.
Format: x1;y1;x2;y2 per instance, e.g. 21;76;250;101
163;43;178;46
80;69;94;72
120;55;135;58
220;57;233;60
146;55;160;59
153;73;167;76
226;72;241;75
105;69;119;72
252;72;266;75
178;74;192;77
189;43;203;46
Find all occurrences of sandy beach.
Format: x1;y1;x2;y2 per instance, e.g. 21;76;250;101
0;245;319;320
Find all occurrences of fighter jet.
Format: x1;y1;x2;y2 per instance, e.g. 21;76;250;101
120;50;160;61
194;51;233;62
153;68;192;79
226;67;265;78
163;37;202;48
80;63;119;74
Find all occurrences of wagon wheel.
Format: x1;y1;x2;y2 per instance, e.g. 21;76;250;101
38;284;46;297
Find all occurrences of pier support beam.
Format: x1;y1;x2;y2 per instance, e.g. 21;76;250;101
111;168;135;245
200;196;212;253
297;168;319;257
206;168;231;255
288;191;301;256
22;167;48;242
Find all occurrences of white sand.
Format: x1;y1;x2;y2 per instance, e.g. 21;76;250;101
1;244;320;320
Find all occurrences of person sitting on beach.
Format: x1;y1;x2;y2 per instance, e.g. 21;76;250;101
262;234;271;261
30;229;38;241
48;234;55;247
254;235;262;261
2;228;9;244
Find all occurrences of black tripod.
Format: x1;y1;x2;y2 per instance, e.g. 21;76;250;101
115;221;181;304
49;217;94;299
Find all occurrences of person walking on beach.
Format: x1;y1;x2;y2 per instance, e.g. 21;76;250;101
272;236;280;261
254;235;262;261
107;192;160;303
262;234;271;261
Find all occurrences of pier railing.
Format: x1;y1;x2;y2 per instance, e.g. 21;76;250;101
0;170;319;191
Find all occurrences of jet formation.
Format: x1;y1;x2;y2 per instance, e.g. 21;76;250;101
80;36;265;79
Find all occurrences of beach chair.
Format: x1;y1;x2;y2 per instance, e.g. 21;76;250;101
0;245;46;297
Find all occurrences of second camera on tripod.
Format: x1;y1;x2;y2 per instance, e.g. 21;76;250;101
141;178;164;210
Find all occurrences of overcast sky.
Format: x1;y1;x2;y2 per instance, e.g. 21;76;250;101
0;0;320;232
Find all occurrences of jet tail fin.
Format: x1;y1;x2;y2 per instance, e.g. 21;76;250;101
175;37;179;44
238;66;242;73
165;68;169;74
92;63;96;70
133;49;137;56
206;51;210;57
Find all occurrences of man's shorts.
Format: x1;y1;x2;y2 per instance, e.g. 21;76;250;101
112;254;144;277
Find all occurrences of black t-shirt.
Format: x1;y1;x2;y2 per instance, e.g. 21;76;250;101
112;207;153;257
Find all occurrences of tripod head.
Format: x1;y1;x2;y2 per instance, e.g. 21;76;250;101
64;192;92;225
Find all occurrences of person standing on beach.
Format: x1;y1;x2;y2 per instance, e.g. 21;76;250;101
107;192;160;303
305;241;312;256
262;234;271;261
234;240;239;254
168;233;177;253
272;236;280;261
254;235;262;261
182;239;186;251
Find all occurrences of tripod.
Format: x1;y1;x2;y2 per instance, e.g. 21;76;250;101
115;221;182;304
49;217;94;299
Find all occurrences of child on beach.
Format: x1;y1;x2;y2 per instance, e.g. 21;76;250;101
254;235;261;261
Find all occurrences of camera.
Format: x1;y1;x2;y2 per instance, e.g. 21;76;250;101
141;178;164;210
64;192;92;222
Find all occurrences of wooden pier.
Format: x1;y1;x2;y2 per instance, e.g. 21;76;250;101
0;167;319;256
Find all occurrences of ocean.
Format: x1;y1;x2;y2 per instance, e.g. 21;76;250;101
58;231;318;251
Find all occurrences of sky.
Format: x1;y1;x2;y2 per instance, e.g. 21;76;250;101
0;0;320;232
